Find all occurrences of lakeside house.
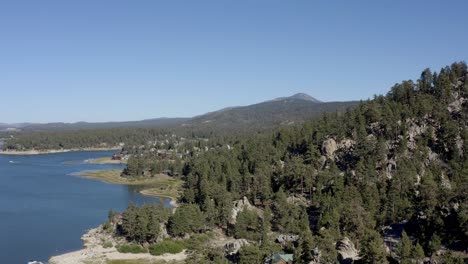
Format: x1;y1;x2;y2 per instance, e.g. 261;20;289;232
271;253;293;264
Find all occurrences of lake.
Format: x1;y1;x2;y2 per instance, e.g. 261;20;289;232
0;151;167;264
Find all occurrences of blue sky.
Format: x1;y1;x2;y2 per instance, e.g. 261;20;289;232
1;0;467;123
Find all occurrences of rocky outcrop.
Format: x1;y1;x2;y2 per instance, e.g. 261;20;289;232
230;196;256;224
277;234;299;243
336;237;361;263
308;247;322;264
286;195;309;207
224;239;249;255
440;173;452;190
338;139;356;149
447;97;466;114
321;138;356;167
158;223;170;241
407;120;427;150
321;138;338;159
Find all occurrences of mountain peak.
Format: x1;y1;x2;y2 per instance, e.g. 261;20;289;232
272;93;322;103
289;93;322;102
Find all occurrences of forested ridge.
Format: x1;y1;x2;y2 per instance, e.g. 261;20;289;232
2;95;357;151
109;62;468;264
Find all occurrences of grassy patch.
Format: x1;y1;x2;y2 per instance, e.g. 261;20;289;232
87;157;126;164
148;241;185;256
116;243;148;254
103;240;113;248
78;170;183;200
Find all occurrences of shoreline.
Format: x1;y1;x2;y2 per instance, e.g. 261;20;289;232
49;225;187;264
85;156;126;165
0;147;121;155
49;171;184;263
76;170;181;207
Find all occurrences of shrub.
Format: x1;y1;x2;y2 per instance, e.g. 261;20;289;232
103;241;113;248
149;240;185;256
102;220;112;231
116;243;148;254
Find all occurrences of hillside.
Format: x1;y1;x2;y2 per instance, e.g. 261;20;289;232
187;94;358;129
2;94;357;151
1;94;355;133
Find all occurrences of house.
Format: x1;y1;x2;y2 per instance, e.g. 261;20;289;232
271;253;293;264
112;153;124;160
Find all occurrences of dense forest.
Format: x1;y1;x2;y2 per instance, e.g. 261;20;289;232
1;95;357;151
110;62;468;263
1;127;210;151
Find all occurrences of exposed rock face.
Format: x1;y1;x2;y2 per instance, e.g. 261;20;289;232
308;247;322;264
336;237;361;263
224;239;249;255
286;195;309;207
277;234;299;243
230;196;255;224
456;135;464;156
385;158;397;179
440;173;452;190
338;139;356;149
158;223;170;242
407;121;427;150
447;97;466;113
322;138;338;159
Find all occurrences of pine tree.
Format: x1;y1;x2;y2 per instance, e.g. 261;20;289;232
398;231;413;264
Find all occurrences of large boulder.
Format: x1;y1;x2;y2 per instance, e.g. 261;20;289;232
336;237;361;264
277;234;299;243
321;139;338;159
224;239;249;255
447;97;466;113
338;139;355;149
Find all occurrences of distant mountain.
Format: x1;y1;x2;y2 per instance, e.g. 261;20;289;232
2;93;358;132
271;93;322;103
186;93;358;130
2;118;190;131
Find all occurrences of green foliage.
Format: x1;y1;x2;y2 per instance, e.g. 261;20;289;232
233;209;262;241
121;203;171;243
148;240;185;256
398;231;413;264
360;230;388;264
443;251;465;264
167;204;205;237
238;244;265;264
116;243;148;254
102;240;113;248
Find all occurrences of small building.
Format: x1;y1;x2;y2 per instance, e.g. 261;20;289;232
272;253;293;264
112;153;124;160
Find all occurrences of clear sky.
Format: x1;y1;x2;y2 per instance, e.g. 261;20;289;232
1;0;467;123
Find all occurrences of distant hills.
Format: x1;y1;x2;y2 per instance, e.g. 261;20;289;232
0;118;190;131
186;93;358;130
1;93;358;132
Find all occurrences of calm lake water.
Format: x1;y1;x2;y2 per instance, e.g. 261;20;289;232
0;151;166;264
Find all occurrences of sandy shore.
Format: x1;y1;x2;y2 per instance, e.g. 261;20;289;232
85;157;126;165
0;147;121;155
49;226;187;264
